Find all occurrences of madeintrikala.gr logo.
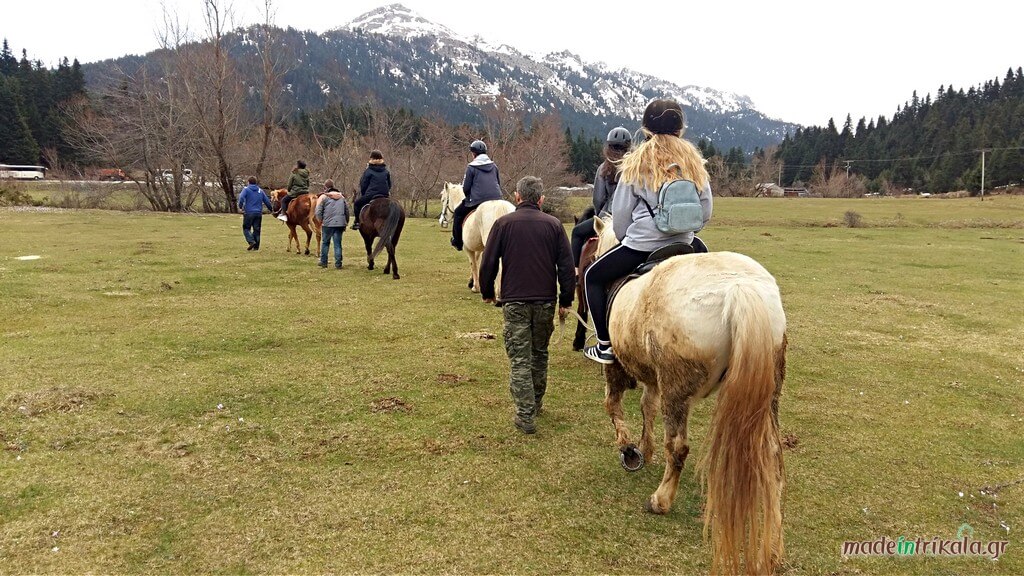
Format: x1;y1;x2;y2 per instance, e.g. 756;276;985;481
841;524;1009;560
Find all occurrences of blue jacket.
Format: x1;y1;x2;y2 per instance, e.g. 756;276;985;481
238;184;273;214
462;154;502;208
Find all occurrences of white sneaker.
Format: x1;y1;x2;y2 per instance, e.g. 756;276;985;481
277;214;288;222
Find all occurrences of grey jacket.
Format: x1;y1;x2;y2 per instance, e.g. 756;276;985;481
592;161;616;216
610;179;713;252
316;193;350;228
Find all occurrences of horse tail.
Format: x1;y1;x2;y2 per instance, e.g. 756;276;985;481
370;201;402;261
701;284;784;576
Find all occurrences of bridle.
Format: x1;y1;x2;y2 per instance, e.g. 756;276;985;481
438;185;456;228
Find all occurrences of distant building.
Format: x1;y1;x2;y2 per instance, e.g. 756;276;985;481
754;183;784;197
784;187;809;198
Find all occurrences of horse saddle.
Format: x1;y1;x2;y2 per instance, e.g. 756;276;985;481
606;237;709;320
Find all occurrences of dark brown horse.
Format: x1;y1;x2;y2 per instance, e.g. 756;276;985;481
573;207;599;351
358;197;405;279
269;189;321;256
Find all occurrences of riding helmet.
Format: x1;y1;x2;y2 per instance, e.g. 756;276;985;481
642;98;685;135
469;140;487;154
606;126;632;147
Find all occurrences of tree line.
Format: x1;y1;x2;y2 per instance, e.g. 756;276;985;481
0;40;85;167
3;4;1021;211
777;68;1024;195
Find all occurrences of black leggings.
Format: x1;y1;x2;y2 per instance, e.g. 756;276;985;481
279;194;294;215
451;202;472;247
584;244;650;343
571;217;596;267
354;194;385;223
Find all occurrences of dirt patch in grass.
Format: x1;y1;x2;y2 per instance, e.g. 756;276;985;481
782;432;800;450
371;397;410;414
4;387;106;416
437;373;475;385
457;331;496;340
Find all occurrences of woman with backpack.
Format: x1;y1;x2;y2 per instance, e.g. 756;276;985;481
570;126;632;270
583;98;713;364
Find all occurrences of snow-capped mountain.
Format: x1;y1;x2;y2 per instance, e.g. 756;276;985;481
329;4;795;148
83;3;797;151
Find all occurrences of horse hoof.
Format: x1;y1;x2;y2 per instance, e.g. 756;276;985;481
620;444;645;472
644;497;668;515
393;274;400;280
467;278;474;289
304;250;309;255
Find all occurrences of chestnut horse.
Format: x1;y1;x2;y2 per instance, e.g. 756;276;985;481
358;197;405;279
593;215;788;575
269;190;321;256
440;181;514;298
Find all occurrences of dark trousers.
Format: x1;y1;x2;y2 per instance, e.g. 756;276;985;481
502;301;556;421
354;194;384;224
451;202;472;248
320;226;343;267
584;244;650;343
571;216;596;267
279;194;294;216
242;213;263;248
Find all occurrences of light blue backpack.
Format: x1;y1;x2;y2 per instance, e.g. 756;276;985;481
635;164;705;234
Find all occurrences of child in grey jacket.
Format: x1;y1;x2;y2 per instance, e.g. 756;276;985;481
316;180;350;269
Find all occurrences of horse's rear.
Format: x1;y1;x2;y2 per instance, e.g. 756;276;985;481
463;199;515;296
606;251;787;575
359;197;405;279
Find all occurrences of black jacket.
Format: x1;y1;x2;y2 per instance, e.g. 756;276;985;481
359;164;392;199
479;203;575;307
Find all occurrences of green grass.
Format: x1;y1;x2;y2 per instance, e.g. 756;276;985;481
1;196;1022;574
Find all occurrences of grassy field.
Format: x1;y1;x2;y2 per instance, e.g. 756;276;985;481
1;196;1022;574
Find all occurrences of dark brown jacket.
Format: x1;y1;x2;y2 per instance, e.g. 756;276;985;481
479;203;575;307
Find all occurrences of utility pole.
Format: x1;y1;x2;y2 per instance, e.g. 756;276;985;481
778;164;782;186
844;160;852;178
980;148;988;201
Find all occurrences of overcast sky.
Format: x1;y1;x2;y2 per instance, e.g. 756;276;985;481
5;0;1022;127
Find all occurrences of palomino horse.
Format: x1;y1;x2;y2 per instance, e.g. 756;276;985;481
440;182;515;297
358;196;405;279
592;215;787;576
269;190;321;256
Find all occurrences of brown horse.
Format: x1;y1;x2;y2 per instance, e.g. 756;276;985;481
270;190;321;256
358;197;405;279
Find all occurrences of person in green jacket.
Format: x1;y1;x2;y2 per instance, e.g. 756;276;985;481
277;160;310;222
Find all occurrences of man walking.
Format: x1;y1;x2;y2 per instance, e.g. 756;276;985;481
479;176;575;434
237;176;273;250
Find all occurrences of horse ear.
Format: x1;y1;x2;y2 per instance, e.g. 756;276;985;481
593;216;605;234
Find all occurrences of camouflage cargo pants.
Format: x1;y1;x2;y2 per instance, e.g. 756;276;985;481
502;301;556;422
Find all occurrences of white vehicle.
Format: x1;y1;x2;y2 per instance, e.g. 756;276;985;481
0;164;47;180
161;168;193;182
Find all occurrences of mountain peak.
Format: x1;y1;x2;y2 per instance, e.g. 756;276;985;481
341;4;458;40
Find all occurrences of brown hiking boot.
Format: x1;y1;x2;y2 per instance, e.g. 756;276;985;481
513;415;536;435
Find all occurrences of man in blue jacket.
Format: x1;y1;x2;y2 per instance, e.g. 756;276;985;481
450;139;502;251
237;176;274;251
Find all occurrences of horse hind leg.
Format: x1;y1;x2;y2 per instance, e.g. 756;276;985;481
646;362;705;514
301;223;312;255
363;233;374;270
386;245;399;280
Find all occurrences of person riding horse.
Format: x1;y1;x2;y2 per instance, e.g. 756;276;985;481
450;140;502;251
352;149;392;231
571;126;632;271
583;98;713;364
277;160;310;222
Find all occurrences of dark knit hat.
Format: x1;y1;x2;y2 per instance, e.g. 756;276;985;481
642;98;685;135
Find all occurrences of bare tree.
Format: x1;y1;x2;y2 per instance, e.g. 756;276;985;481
65;51;202;212
253;0;290;181
177;0;245;211
395;116;458;216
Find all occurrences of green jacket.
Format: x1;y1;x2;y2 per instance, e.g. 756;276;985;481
287;168;310;197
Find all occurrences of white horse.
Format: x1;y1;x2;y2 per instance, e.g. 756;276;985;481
440;182;515;298
593;215;788;576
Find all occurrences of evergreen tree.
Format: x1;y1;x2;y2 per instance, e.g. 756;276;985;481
0;75;40;163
